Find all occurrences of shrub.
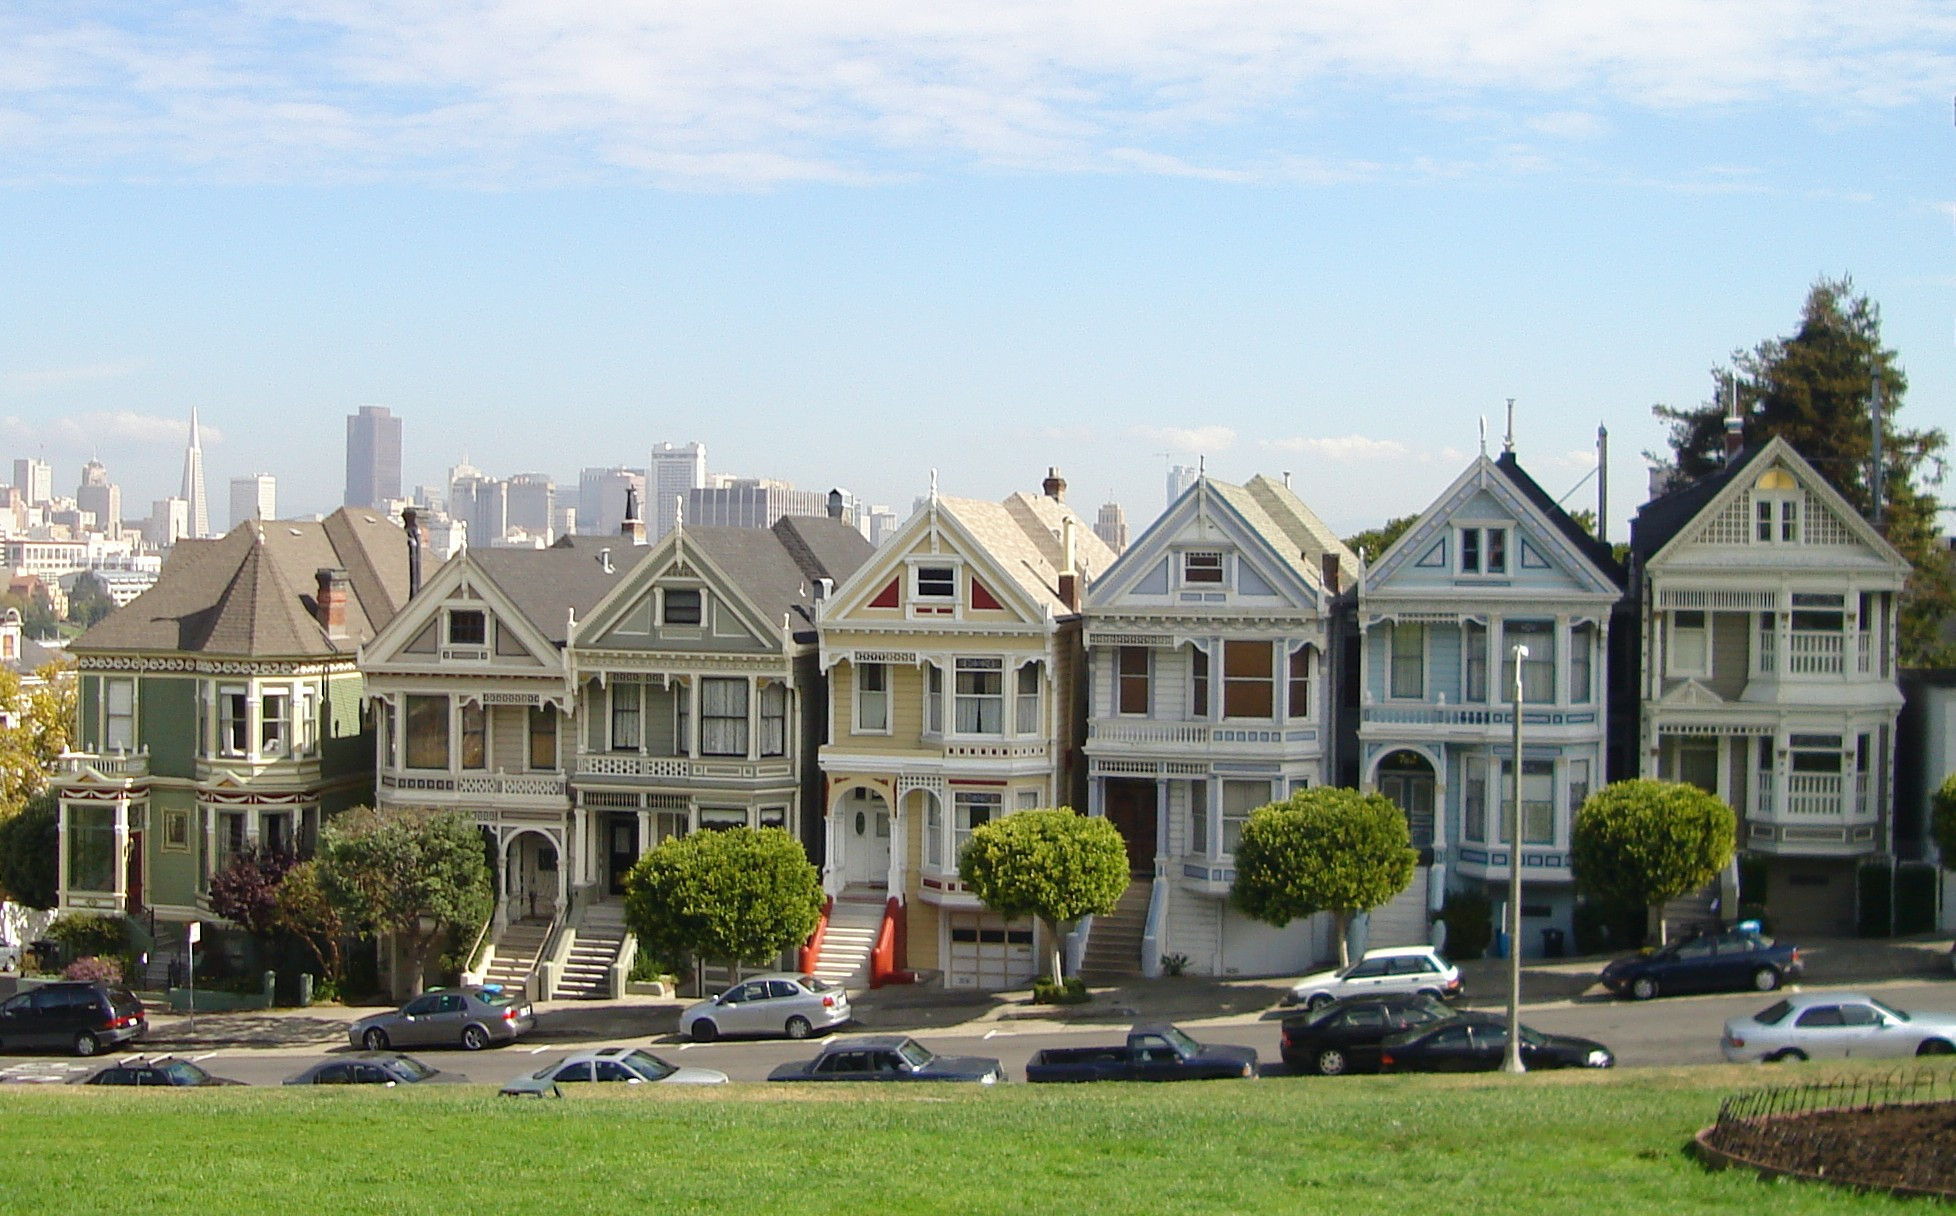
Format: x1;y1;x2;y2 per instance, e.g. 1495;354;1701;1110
62;955;123;985
958;808;1129;983
1159;952;1190;977
48;913;129;961
624;827;822;976
1437;891;1492;960
1031;976;1089;1005
1231;788;1417;968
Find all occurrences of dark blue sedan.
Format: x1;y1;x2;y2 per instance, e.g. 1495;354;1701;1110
1600;925;1802;1001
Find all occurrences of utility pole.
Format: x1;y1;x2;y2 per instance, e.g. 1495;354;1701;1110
1502;646;1527;1075
1596;426;1608;545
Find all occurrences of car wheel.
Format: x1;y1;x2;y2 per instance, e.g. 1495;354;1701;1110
1751;967;1780;993
72;1030;99;1058
1768;1048;1808;1063
1630;977;1659;1001
1415;988;1442;1001
690;1019;718;1044
1306;993;1335;1012
461;1024;489;1051
362;1028;390;1051
784;1016;812;1040
1315;1048;1347;1077
1915;1039;1955;1057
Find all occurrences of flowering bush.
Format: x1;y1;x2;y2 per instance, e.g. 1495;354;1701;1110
62;955;123;985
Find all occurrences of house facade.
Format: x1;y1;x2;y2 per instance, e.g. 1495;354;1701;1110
816;483;1113;990
1359;450;1624;956
1080;474;1352;978
52;509;414;935
1629;436;1910;936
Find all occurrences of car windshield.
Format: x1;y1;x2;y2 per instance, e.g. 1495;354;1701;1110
386;1057;436;1081
1159;1027;1201;1056
1752;1000;1794;1025
1518;1026;1549;1048
623;1050;676;1080
801;976;836;993
160;1061;211;1085
1870;999;1910;1023
529;1065;559;1080
897;1041;935;1069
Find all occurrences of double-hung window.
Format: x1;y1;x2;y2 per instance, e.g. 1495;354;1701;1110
1222;641;1273;719
610;681;642;751
1190;647;1210;717
1117;647;1150;715
405;695;449;769
1389;624;1424;699
855;663;889;732
1501;620;1555;704
1669;611;1710;678
1220;780;1269;854
218;685;249;756
104;678;135;752
1569;625;1594;703
1189;782;1209;855
953;658;1003;734
1463;622;1488;703
915;566;956;600
925;797;944;868
1499;759;1555;845
926;665;944;734
529;706;557;770
260;689;290;757
1756;496;1799;543
1015;664;1040;734
460;701;486;769
1463;756;1487;842
700;678;749;757
759;683;787;757
953;791;998;861
1287;646;1310;719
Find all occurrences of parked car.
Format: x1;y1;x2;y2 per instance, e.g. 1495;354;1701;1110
79;1056;244;1087
768;1035;1005;1084
1720;993;1956;1063
284;1053;465;1086
1284;946;1463;1010
0;981;147;1056
1601;924;1802;1001
1025;1023;1258;1083
1377;1014;1614;1073
1279;994;1454;1075
347;985;534;1052
501;1047;727;1096
679;973;850;1043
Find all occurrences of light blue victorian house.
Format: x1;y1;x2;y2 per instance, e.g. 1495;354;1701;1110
1357;444;1624;956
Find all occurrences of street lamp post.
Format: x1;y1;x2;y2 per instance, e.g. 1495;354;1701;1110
1502;644;1527;1075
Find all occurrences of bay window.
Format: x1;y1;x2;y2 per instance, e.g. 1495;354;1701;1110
1223;641;1273;719
260;689;290;757
1287;646;1310;719
459;701;486;769
1464;756;1487;842
1189;782;1209;855
954;658;1003;734
1221;780;1270;854
1464;622;1488;703
1015;664;1040;734
926;797;944;868
529;706;557;770
759;683;788;757
1569;625;1594;704
700;678;749;757
404;695;448;769
104;678;135;752
1501;620;1556;704
218;685;249;756
610;681;642;751
953;791;998;861
855;663;889;733
1190;646;1210;717
1498;759;1555;845
1389;623;1424;699
67;805;115;892
1117;646;1150;715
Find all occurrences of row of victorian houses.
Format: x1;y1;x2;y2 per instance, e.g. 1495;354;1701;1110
47;428;1920;995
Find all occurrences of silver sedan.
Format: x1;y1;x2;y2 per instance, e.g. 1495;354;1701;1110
501;1047;727;1096
1721;993;1956;1063
679;973;851;1042
348;986;536;1052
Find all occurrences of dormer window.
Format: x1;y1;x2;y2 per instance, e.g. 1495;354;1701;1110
662;588;702;625
1183;552;1224;585
915;566;956;599
448;610;486;645
1458;527;1507;575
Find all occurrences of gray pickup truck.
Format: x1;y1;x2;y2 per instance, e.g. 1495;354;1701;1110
1024;1023;1258;1083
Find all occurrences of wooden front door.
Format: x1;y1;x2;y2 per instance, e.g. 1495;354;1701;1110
607;816;638;897
1104;779;1157;876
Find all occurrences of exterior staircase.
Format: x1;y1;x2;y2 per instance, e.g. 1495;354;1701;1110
483;917;551;1003
1661;879;1722;943
556;902;627;1000
811;892;884;989
1080;879;1152;981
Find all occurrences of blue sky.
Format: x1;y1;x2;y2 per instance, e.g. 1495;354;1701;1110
2;2;1952;539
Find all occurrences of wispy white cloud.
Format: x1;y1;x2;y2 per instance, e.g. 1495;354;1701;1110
1261;434;1410;461
1133;424;1236;453
0;2;1947;187
2;411;221;447
1;361;145;391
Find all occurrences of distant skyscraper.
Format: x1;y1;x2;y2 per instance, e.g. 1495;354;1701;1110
12;459;51;506
1094;500;1128;553
146;497;190;548
1166;464;1198;506
229;474;277;531
180;408;209;538
344;406;403;510
649;442;707;539
76;460;122;538
866;506;899;547
683;478;826;530
505;473;555;538
578;467;644;537
448;461;506;548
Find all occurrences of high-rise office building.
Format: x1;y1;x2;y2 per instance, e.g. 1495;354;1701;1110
1094;500;1129;553
230;474;277;531
146;498;190;548
448;461;506;549
344;406;403;510
682;478;827;530
1166;464;1198;506
76;461;122;539
12;459;51;506
577;467;644;537
505;473;555;539
181;408;209;538
649;441;706;539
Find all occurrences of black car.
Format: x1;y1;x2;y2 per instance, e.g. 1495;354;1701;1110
1280;994;1454;1075
0;982;147;1057
767;1035;1005;1083
80;1057;244;1087
1599;926;1802;1001
1377;1014;1614;1073
283;1052;466;1086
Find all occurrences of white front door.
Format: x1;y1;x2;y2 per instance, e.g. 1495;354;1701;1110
841;799;891;887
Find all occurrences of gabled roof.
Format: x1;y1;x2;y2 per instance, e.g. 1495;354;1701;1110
1629;444;1769;561
1493;452;1624;584
467;537;645;646
1212;475;1357;588
670;517;876;635
937;493;1117;613
73;508;427;659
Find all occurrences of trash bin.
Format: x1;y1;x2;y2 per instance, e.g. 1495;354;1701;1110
1541;928;1566;958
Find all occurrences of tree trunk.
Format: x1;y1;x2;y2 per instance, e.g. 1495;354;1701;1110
1648;902;1666;947
1334;910;1352;969
1045;918;1065;985
402;930;432;999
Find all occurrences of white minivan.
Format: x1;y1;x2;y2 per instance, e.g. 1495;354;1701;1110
1284;946;1463;1010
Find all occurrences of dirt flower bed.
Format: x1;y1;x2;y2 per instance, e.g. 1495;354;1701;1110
1704;1100;1956;1198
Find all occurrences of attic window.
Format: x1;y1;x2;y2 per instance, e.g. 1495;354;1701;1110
1183;552;1224;585
448;610;486;646
663;589;703;626
915;566;956;599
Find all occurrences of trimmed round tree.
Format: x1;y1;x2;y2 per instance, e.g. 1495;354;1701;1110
1231;787;1417;968
1933;774;1956;871
957;808;1129;984
316;805;493;998
1571;779;1736;945
623;826;822;986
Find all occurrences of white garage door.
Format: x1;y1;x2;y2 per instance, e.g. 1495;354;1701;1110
946;912;1037;990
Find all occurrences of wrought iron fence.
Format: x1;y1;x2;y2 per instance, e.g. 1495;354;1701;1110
1705;1066;1956;1196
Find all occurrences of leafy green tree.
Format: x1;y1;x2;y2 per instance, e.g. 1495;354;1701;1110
1342;513;1420;565
1932;774;1956;872
957;807;1129;983
316;806;492;998
0;791;58;908
1231;788;1417;968
65;574;115;629
1654;276;1952;663
0;662;75;813
623;827;822;986
273;859;345;984
1571;779;1735;945
208;847;297;943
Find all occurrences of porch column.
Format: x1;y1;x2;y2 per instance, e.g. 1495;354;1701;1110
554;831;568;914
202;807;218;889
636;809;651;858
110;798;129;905
886;789;905;892
572;805;589;888
1154;776;1170;875
56;799;69;908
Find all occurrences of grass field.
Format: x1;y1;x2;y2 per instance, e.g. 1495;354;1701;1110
0;1064;1935;1214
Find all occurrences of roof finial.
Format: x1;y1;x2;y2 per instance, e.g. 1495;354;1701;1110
1198;455;1206;476
929;468;938;503
1478;416;1487;457
1503;398;1515;455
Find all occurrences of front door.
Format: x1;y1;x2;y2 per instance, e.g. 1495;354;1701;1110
842;796;891;887
608;816;638;897
125;830;143;912
1104;779;1157;876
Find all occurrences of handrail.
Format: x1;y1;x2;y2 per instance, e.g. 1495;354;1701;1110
462;910;495;978
798;896;833;975
1139;876;1169;978
869;896;901;988
1064;916;1091;978
532;906;573;1001
608;933;637;1000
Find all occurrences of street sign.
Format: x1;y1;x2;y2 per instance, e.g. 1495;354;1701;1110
187;922;201;945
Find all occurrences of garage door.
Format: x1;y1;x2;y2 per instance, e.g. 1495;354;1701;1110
946;912;1037;990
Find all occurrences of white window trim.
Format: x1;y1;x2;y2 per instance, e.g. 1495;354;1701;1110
1180;550;1226;588
852;662;892;736
1386;622;1426;701
1456;524;1511;577
950;656;1007;738
909;560;961;601
659;585;706;628
1666;610;1712;680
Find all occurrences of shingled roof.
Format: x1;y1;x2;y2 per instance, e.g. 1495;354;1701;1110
936;493;1116;614
469;536;647;646
676;516;876;637
73;508;424;659
1629;445;1767;562
1494;451;1625;585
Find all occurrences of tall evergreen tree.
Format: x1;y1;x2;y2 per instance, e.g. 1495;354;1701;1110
1654;276;1951;662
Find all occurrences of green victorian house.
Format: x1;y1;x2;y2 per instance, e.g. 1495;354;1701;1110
53;508;420;962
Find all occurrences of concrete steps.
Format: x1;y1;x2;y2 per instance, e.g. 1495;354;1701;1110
483;918;551;1003
557;904;627;1000
812;896;884;990
1080;880;1152;980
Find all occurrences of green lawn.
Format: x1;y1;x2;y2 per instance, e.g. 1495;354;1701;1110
0;1065;1931;1214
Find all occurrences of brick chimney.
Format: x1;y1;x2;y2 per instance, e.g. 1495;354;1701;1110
1043;466;1067;503
1321;553;1341;596
402;506;422;598
1724;382;1744;464
622;483;647;545
315;567;350;638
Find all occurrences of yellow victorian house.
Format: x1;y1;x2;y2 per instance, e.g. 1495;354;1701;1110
815;473;1114;991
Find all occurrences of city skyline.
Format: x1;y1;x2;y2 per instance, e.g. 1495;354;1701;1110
1;5;1951;540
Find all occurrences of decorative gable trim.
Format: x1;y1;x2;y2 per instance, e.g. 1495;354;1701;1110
1085;478;1320;613
361;552;563;674
1658;439;1906;572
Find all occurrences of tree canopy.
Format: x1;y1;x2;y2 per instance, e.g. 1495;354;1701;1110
622;827;823;979
274;859;345;985
1653;276;1952;663
316;806;492;998
1571;779;1735;944
1231;787;1417;967
957;808;1129;982
208;847;297;942
0;791;58;909
1342;514;1420;565
0;663;75;813
1932;774;1956;872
